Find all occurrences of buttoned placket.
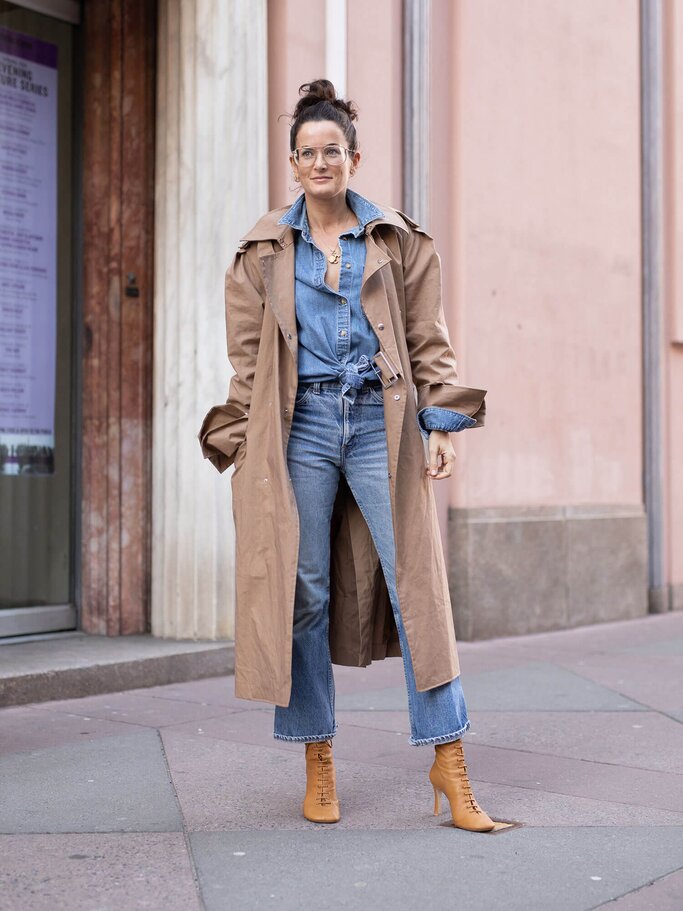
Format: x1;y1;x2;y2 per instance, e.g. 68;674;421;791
333;238;350;360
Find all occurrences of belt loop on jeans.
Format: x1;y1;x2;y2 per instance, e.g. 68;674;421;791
313;381;321;394
371;349;400;388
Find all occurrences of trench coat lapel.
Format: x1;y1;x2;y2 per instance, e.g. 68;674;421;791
359;230;403;374
256;221;403;377
259;235;298;362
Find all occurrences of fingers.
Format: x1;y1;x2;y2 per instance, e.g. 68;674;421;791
427;433;456;480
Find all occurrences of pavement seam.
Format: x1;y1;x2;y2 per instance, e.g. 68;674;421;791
158;730;683;822
25;707;245;729
332;720;683;778
586;863;683;910
156;728;207;911
548;660;683;724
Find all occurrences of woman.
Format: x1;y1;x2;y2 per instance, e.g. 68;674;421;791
199;79;495;832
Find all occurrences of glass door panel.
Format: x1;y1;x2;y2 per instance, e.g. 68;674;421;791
0;3;76;635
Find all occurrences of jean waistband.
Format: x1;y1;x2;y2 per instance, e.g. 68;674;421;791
297;378;383;390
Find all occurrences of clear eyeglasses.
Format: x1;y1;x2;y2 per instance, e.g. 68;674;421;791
292;144;354;166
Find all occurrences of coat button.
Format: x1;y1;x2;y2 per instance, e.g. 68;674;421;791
284;408;288;414
394;394;400;400
378;323;384;330
377;258;384;264
287;333;292;339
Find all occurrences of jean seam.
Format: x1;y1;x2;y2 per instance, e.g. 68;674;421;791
273;729;337;743
342;470;420;740
409;718;471;746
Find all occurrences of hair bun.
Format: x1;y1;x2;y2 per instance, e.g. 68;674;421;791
288;78;359;152
294;79;359;122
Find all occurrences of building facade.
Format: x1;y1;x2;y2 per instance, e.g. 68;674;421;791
1;0;681;645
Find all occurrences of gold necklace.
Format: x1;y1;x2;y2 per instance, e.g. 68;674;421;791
328;245;341;264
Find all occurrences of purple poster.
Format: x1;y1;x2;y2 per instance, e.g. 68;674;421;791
0;27;58;476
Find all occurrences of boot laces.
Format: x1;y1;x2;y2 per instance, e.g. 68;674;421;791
441;742;481;813
313;741;332;806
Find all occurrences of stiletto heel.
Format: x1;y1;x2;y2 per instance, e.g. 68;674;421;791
432;784;441;815
428;739;496;832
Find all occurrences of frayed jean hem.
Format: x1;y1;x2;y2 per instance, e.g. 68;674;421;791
273;723;338;743
409;718;471;746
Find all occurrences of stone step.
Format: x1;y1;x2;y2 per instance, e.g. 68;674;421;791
0;633;234;707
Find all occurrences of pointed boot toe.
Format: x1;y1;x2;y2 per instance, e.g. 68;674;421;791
429;739;495;832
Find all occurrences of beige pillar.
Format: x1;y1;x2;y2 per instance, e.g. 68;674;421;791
152;0;268;638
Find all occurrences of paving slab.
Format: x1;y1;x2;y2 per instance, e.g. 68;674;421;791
140;675;267;710
0;729;182;834
31;690;242;729
160;730;683;831
0;704;149;756
459;662;647;712
595;867;683;910
553;652;683;719
335;685;410;711
465;710;683;773
461;743;683;814
336;663;646;713
0;833;199;911
472;612;683;661
189;827;683;911
622;636;683;656
337;709;412;734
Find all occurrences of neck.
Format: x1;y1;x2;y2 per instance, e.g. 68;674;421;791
304;190;352;232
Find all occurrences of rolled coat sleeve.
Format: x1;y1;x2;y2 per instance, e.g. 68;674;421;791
401;220;486;436
198;243;265;473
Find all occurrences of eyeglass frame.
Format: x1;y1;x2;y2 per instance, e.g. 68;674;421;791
291;144;356;166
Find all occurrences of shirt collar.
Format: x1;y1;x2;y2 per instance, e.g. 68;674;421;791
278;188;385;241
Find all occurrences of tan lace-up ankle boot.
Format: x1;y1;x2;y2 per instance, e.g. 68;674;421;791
429;738;495;832
303;739;341;823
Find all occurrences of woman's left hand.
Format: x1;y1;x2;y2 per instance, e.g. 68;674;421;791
426;430;456;480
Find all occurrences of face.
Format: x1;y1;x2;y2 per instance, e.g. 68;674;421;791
290;121;361;202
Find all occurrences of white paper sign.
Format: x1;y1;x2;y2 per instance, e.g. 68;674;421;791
0;27;58;476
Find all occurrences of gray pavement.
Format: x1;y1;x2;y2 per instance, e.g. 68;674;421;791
0;612;682;910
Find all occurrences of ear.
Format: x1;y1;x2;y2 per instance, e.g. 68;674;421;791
289;152;298;177
350;149;361;175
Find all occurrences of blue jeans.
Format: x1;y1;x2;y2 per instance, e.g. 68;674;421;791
273;379;471;746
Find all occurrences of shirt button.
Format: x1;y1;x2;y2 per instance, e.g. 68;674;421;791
345;263;351;269
378;323;384;330
340;298;347;305
393;394;400;400
340;330;347;337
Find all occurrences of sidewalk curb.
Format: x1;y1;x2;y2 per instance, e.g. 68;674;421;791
0;635;234;707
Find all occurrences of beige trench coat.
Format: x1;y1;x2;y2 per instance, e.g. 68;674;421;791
199;199;486;707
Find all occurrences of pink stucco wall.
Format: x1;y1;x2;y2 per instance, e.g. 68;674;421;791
268;0;402;209
266;0;682;595
268;0;326;209
346;0;403;207
445;0;643;510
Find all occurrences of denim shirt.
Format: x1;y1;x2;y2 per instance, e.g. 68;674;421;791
278;188;476;440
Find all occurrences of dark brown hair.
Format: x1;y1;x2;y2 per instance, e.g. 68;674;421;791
289;79;359;152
